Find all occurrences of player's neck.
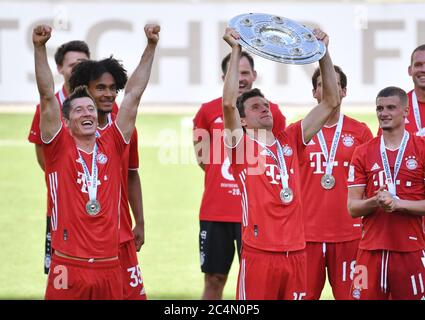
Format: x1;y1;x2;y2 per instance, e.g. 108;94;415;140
382;126;406;150
74;135;96;153
246;128;275;146
414;86;425;102
324;108;341;127
97;112;109;128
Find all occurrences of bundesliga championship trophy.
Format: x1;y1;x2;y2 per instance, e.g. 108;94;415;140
228;13;326;65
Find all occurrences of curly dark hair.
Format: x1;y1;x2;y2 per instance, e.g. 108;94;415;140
54;40;90;66
69;56;128;93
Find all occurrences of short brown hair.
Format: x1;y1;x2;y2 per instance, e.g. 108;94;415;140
410;44;425;65
221;51;255;75
312;65;347;90
54;40;90;66
376;86;408;106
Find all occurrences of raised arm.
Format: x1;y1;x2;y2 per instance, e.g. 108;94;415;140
116;24;160;142
222;27;244;147
302;29;340;143
33;25;61;142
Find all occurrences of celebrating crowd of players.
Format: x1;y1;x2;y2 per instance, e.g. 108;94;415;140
29;22;425;300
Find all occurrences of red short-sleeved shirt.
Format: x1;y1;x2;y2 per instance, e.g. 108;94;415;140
193;97;286;222
293;115;373;242
226;121;305;252
348;134;425;252
44;123;128;258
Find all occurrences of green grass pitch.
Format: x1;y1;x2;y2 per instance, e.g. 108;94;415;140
0;109;378;299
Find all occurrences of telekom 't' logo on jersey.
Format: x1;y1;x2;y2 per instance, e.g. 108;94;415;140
76;171;102;193
309;152;348;174
310;152;327;174
265;164;281;184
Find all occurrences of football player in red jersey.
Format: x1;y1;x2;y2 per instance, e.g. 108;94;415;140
348;86;425;300
193;51;286;300
28;40;91;275
33;23;159;299
69;57;147;300
222;26;340;300
293;65;373;299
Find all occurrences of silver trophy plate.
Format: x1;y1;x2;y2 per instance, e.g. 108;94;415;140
228;13;326;65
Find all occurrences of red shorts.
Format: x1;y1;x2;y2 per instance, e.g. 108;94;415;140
350;249;425;300
45;254;122;300
237;245;307;300
305;239;360;300
118;240;147;300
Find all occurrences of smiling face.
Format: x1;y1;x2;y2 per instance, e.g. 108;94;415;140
408;49;425;91
376;95;408;131
87;72;117;114
64;97;98;137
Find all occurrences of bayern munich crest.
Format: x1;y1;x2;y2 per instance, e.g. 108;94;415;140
97;153;108;164
282;145;293;156
405;156;418;170
342;134;354;147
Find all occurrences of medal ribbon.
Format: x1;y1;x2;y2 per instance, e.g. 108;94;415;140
379;131;409;197
317;113;344;176
412;91;423;134
77;144;99;203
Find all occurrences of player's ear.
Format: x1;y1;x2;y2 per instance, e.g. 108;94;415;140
63;118;70;128
403;104;409;118
240;117;247;127
341;88;347;99
408;65;413;77
57;64;64;76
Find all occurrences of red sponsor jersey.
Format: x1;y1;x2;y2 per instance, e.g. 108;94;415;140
348;134;425;252
97;115;139;244
193;97;286;222
294;115;373;242
29;86;119;219
44;123;128;258
227;121;305;252
28;85;119;145
377;90;425;136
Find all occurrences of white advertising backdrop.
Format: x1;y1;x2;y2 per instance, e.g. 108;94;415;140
0;1;424;106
